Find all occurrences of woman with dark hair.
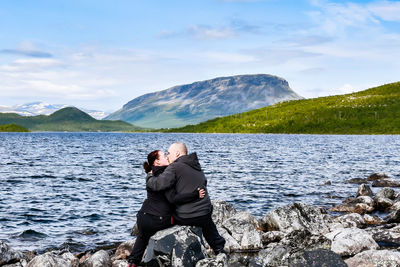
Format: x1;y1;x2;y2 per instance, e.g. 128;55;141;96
127;150;205;267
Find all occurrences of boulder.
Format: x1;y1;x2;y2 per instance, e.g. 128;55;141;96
345;178;369;184
386;209;400;223
329;203;374;214
211;200;238;227
363;214;385;225
365;224;400;247
324;228;379;257
256;229;331;267
367;173;389;181
357;184;373;197
259;203;332;234
334;213;366;228
390;201;400;211
26;251;79;267
374;196;393;211
130;223;138;236
376;187;396;199
112;239;136;261
142;226;206;267
195;253;228;267
0;241;24;266
80;250;111;267
345;249;400;267
221;211;262;250
289;249;347;267
372;179;400;187
261;231;284;245
112;260;128;267
215;227;240;252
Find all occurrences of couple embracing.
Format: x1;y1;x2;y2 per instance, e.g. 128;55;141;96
127;142;226;266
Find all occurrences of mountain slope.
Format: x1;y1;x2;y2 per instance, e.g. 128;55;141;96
163;82;400;134
0;107;140;132
105;74;302;128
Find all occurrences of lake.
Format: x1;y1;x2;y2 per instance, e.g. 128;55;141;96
1;132;399;253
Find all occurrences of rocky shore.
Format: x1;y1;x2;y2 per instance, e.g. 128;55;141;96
2;173;400;266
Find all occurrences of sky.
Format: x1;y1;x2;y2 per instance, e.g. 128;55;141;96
0;0;399;112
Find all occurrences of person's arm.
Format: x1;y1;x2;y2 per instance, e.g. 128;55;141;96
165;188;206;204
146;164;177;191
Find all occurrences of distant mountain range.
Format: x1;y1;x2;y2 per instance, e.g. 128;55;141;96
0;102;109;119
105;74;303;128
0;107;139;132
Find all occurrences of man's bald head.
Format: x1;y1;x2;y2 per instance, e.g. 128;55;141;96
167;142;187;163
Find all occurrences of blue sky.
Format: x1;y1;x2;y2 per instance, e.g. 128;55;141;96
0;0;399;112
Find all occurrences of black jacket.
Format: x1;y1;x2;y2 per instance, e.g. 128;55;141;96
139;166;199;217
146;153;212;218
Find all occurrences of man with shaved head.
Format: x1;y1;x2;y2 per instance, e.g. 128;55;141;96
146;142;226;255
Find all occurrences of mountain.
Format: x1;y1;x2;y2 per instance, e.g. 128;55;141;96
163;82;400;134
0;124;29;132
105;74;303;128
0;102;110;119
0;107;140;132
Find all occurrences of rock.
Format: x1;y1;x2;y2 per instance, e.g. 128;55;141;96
256;229;331;266
142;226;206;267
130;223;138;236
215;227;241;252
322;180;332;186
195;253;228;267
366;224;400;247
27;251;79;267
367;173;389;181
376;187;396;199
346;178;369;184
259;203;332;235
374;196;394;211
211;200;238;227
80;250;111;267
329;202;374;214
357;184;373;197
345;249;400;267
363;214;385;225
111;260;128;267
324;228;379;257
261;231;285;245
334;213;366;228
289;249;347;267
0;241;24;266
386;209;400;223
372;179;400;187
221;211;262;250
112;239;136;261
391;201;400;211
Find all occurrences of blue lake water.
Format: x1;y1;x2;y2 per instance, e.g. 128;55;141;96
1;132;400;253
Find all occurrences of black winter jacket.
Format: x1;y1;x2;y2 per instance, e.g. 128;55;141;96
146;153;212;218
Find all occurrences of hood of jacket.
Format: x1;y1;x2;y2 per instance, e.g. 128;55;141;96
175;153;202;171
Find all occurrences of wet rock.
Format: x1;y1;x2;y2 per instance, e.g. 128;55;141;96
0;241;24;266
215;227;240;252
322;180;332;186
324;228;379;257
261;231;285;245
372;179;400;187
130;223;138;236
334;213;366;228
211;200;238;226
256;229;331;266
391;201;400;211
329;202;374;214
80;250;111;267
259;203;332;235
366;224;400;247
143;226;206;267
363;214;385;225
357;184;373;197
222;211;262;250
112;239;136;261
26;251;79;267
374;196;393;211
345;249;400;267
386;209;400;223
367;173;389;181
376;187;396;199
111;260;128;267
195;253;228;267
346;178;369;184
289;249;347;267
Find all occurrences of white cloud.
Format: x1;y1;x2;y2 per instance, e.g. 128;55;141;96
186;25;236;40
368;1;400;22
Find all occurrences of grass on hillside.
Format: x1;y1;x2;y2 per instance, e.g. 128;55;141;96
0;124;29;132
163;82;400;134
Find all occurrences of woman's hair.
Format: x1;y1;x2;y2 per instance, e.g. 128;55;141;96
143;150;160;173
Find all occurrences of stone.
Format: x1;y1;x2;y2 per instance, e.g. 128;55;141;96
386;209;400;223
211;200;238;227
259;203;332;235
391;201;400;211
195;253;228;267
374;196;394;211
345;178;369;184
357;184;373;197
363;214;385;225
372;179;400;187
130;223;138;236
26;251;79;267
112;239;136;261
329;202;374;214
334;213;366;228
289;249;347;267
215;227;241;252
324;228;379;257
261;231;285;245
143;226;206;267
111;260;128;267
80;250;111;267
366;224;400;247
221;211;262;250
345;249;400;267
376;187;396;199
367;173;389;181
0;241;24;266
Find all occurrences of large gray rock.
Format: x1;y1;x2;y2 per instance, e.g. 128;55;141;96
143;226;206;267
334;213;366;229
372;179;400;187
324;228;379;257
386;209;400;223
195;253;228;267
256;229;331;266
111;260;128;267
215;227;241;252
345;178;369;184
80;250;111;267
112;239;136;261
259;203;332;234
365;224;400;247
367;173;389;181
211;200;238;227
345;249;400;267
289;249;347;267
0;241;24;266
26;251;78;267
376;187;396;199
357;184;373;197
329;197;375;214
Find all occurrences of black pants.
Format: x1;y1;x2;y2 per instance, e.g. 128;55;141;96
173;211;226;253
127;211;173;265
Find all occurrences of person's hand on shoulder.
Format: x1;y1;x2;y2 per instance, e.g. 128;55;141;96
198;188;206;198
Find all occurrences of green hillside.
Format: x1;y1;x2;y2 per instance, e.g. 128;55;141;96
0;124;29;132
163;82;400;134
0;107;141;132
